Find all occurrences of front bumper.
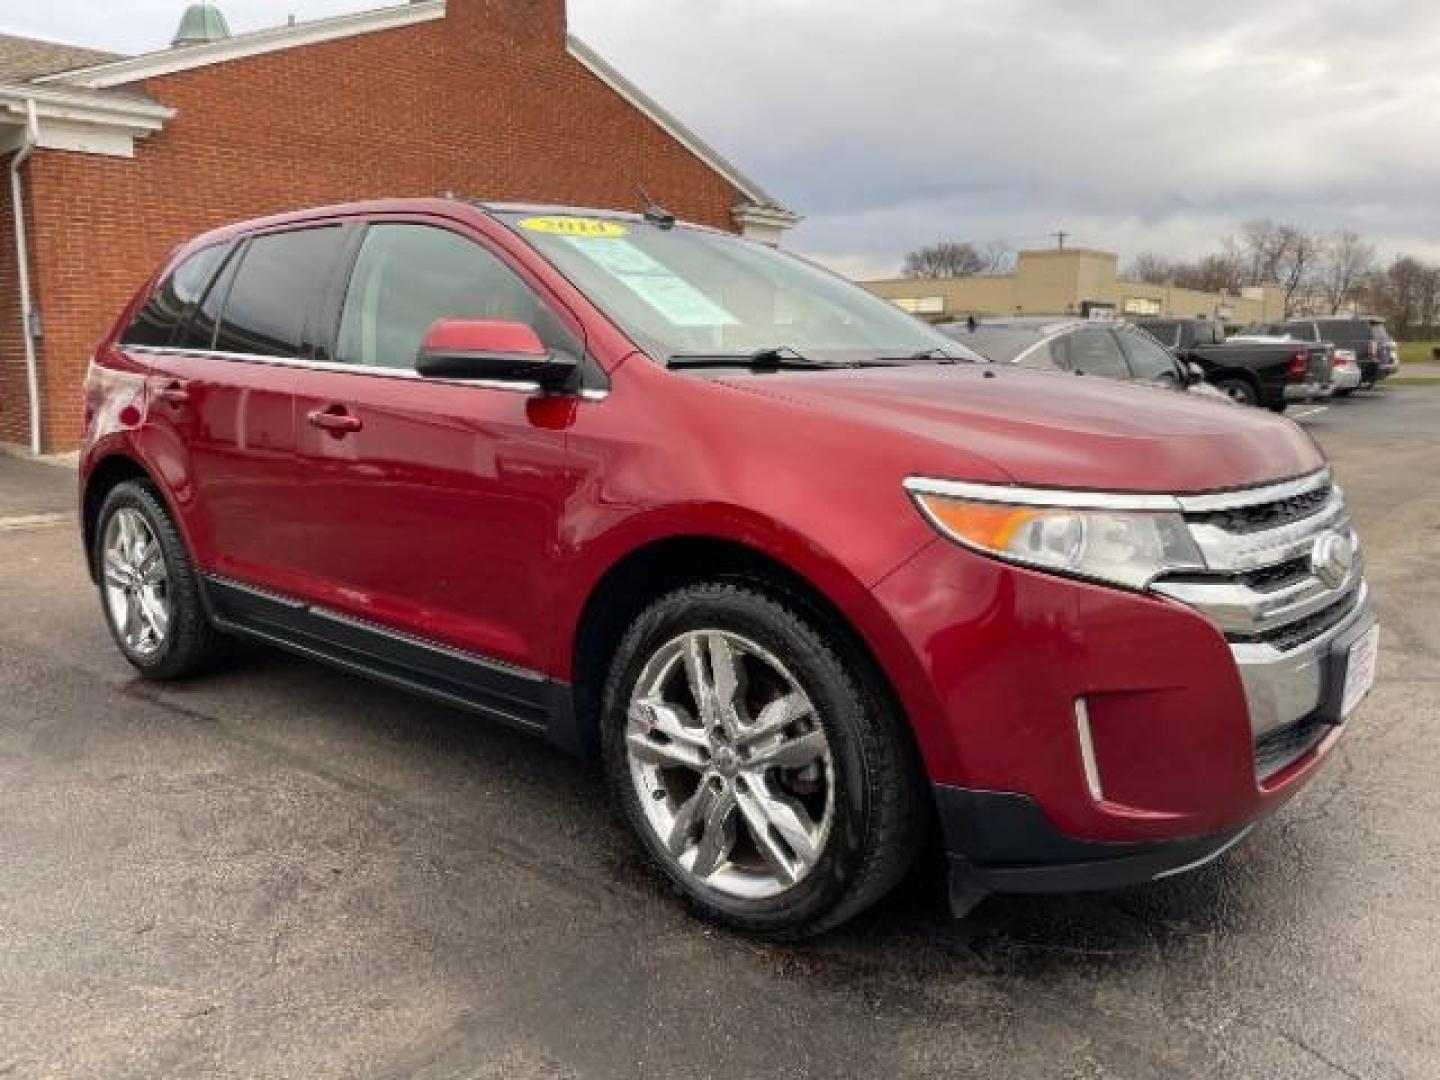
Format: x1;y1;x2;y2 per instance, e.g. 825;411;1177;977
871;471;1373;908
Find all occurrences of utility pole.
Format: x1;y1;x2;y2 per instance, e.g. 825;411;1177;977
1051;230;1070;251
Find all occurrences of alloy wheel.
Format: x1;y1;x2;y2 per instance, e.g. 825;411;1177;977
101;508;171;659
625;629;836;900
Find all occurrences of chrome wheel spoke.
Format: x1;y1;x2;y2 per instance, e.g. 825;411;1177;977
102;551;130;589
138;589;170;640
734;785;799;886
689;787;738;880
741;691;811;746
136;544;165;587
666;784;713;858
626;728;708;771
747;728;828;770
741;776;821;872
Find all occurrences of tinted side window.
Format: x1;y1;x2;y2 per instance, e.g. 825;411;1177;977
121;243;229;347
1317;320;1365;343
214;227;345;357
1061;328;1130;379
1119;328;1181;381
336;223;579;370
1283;322;1318;342
174;244;241;352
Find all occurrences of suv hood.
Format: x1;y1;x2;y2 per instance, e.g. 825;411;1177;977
717;364;1324;494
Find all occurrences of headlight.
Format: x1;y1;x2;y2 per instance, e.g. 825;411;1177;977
905;478;1205;589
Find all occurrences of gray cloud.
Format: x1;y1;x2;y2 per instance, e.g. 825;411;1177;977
6;0;1438;277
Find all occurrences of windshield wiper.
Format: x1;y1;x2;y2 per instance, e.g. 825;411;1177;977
869;348;966;365
667;347;850;371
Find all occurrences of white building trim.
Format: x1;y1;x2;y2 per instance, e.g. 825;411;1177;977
0;82;173;157
35;1;446;90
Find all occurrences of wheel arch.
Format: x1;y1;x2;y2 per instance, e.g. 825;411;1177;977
81;451;186;582
565;530;934;777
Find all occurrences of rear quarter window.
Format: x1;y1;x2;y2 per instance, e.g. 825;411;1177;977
121;244;230;348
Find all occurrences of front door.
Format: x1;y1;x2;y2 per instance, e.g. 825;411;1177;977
287;220;584;674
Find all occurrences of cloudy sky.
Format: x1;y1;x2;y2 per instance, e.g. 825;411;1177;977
5;0;1438;277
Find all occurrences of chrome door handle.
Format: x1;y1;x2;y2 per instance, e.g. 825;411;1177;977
307;407;363;434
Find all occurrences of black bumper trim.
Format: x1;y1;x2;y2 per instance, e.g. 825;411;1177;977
934;785;1256;911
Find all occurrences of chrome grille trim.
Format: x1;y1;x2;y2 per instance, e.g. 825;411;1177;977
1152;553;1364;637
1175;467;1331;513
1183;490;1350;573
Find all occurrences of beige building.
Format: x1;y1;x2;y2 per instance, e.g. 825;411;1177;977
863;249;1286;325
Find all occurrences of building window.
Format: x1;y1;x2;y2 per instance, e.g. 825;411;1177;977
1123;297;1163;316
892;296;945;315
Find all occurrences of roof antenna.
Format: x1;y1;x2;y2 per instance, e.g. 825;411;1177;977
634;182;676;230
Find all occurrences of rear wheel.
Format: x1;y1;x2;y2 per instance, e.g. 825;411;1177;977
1215;377;1259;408
95;481;221;680
602;582;922;938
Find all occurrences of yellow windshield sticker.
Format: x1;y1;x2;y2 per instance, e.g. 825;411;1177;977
519;216;629;238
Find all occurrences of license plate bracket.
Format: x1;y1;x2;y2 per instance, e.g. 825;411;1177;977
1315;615;1379;725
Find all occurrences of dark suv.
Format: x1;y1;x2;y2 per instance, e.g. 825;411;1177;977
79;200;1376;937
1249;317;1398;390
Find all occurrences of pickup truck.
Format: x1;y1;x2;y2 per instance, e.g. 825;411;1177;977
1133;317;1332;411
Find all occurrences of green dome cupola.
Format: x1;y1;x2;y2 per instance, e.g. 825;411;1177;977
172;3;232;47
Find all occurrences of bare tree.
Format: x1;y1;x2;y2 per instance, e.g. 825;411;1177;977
980;240;1016;274
1319;230;1377;315
1173;253;1247;294
1126;252;1174;284
902;241;986;279
1234;220;1324;316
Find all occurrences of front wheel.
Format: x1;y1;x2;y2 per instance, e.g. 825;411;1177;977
602;582;923;938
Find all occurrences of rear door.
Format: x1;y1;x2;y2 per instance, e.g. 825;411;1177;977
286;217;584;673
132;225;348;590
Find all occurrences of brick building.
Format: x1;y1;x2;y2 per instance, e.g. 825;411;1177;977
0;1;798;453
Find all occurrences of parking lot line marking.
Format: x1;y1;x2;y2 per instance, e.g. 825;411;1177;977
1292;406;1329;420
0;512;74;533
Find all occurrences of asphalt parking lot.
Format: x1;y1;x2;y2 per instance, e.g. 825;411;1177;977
0;387;1436;1079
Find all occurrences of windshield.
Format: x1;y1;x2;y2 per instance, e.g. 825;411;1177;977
497;212;979;366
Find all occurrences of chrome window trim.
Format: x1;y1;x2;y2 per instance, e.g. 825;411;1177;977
903;476;1182;512
126;344;610;399
1175;467;1332;513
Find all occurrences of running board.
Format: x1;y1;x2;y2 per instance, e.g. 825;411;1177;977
202;576;581;751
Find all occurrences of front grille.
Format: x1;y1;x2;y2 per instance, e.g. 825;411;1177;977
1185;483;1331;534
1254;714;1330;780
1229;588;1361;652
1240;556;1313;594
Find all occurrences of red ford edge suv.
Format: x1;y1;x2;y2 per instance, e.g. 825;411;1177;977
80;200;1378;937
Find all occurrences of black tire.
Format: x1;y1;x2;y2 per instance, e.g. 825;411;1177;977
601;582;924;939
1335;388;1356;398
1215;377;1259;408
94;480;222;680
1266;401;1288;414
